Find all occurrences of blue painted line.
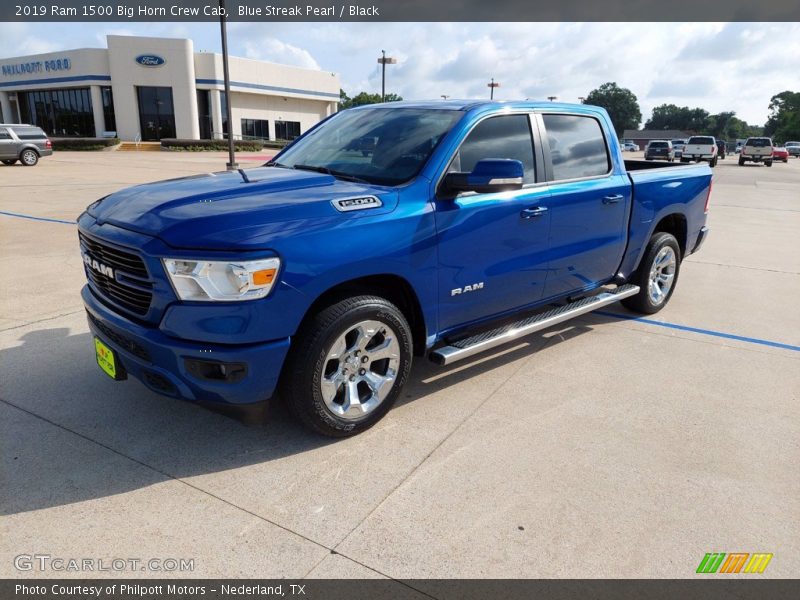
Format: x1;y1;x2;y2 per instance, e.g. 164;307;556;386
195;78;340;99
595;310;800;352
0;75;112;88
0;210;76;225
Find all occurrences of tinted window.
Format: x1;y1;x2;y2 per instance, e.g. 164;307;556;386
688;136;714;145
450;115;535;183
10;126;46;140
0;128;10;139
542;114;609;180
650;142;669;148
276;108;462;186
746;138;771;147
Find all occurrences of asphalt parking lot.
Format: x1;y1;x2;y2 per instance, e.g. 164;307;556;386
1;150;798;582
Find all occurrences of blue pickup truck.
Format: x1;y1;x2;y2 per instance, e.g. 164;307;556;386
79;101;711;436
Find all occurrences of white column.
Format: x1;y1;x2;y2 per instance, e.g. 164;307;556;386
89;86;106;137
0;92;13;123
209;89;223;140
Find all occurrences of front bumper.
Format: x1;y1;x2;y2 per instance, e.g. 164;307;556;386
82;285;290;405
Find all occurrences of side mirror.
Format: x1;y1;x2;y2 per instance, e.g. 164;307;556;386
443;159;524;194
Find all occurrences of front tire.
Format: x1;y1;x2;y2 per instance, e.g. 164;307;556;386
621;232;681;315
20;149;39;166
281;295;413;437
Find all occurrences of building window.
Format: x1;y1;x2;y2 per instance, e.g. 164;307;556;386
18;87;95;137
220;91;228;139
101;86;116;133
241;118;269;141
275;120;301;141
196;90;212;140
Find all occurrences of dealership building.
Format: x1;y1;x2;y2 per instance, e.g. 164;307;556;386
0;35;340;141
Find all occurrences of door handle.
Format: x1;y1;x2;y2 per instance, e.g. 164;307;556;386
602;194;624;204
521;206;548;219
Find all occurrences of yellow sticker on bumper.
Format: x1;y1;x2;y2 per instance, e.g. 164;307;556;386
94;337;117;379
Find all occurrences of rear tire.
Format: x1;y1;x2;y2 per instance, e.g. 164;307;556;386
1;159;16;165
20;149;39;166
621;232;681;315
765;160;772;167
710;156;718;167
738;157;745;166
281;295;413;437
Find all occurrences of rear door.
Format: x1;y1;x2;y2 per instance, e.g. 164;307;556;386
0;127;16;159
434;113;551;331
537;112;630;299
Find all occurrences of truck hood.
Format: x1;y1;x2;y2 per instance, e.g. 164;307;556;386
88;166;398;250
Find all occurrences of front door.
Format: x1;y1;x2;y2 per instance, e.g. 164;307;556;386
435;113;551;332
136;86;176;141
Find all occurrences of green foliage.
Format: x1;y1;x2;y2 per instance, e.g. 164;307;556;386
584;82;641;138
764;91;800;142
339;89;403;110
160;139;267;152
51;137;119;151
645;104;762;139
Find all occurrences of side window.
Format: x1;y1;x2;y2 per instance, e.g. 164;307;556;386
0;128;11;140
541;114;610;180
450;115;536;183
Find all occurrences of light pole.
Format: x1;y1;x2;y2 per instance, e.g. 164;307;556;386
487;78;500;100
547;95;558;102
578;96;585;103
441;95;450;100
377;50;397;102
219;0;237;170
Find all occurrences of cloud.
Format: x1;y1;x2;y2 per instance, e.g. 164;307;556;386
241;38;321;70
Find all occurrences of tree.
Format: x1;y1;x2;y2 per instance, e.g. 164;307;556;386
764;90;800;142
645;104;710;133
339;90;403;110
584;82;641;137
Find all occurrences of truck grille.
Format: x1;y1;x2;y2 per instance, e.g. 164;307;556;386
79;232;153;316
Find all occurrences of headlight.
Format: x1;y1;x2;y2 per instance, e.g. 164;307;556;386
162;257;280;302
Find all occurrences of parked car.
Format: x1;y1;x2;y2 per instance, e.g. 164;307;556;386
772;146;789;163
784;141;800;157
671;139;686;159
0;124;53;166
739;137;773;166
682;136;718;167
645;140;674;162
78;100;712;436
623;141;639;152
716;139;726;159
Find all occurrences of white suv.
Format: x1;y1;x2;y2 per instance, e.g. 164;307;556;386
681;136;718;167
739;137;773;167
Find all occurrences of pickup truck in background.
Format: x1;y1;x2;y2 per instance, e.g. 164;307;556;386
78;101;712;436
682;135;718;167
739;137;774;166
785;141;800;157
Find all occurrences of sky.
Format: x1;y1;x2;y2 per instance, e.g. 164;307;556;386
1;21;798;126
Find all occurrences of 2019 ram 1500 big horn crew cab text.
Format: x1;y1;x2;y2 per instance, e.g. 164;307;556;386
79;101;712;436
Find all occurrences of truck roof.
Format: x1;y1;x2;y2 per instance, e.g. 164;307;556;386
350;99;594;112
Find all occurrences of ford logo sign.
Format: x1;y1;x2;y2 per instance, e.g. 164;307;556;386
135;55;166;67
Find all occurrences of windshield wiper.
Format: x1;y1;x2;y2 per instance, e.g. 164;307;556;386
293;164;370;184
265;161;292;168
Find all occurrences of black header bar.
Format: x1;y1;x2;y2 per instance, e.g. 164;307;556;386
2;0;799;22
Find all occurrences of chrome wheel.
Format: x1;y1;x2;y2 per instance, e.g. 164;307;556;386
21;150;37;166
648;246;676;305
320;320;401;421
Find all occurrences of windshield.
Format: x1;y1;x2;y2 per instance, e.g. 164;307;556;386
746;138;771;147
650;142;668;148
272;107;463;186
688;137;714;144
785;142;800;147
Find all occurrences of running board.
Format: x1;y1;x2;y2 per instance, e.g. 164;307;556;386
429;284;640;366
